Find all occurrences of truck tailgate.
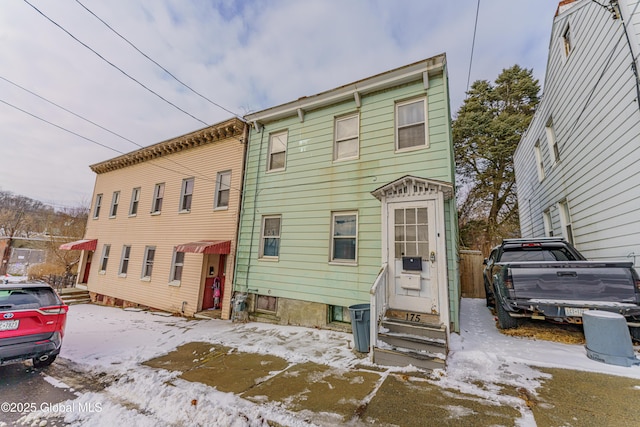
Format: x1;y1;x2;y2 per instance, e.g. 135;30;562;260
509;262;638;303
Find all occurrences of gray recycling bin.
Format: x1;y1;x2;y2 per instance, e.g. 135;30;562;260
348;303;371;353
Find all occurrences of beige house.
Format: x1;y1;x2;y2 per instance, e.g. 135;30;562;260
62;118;247;319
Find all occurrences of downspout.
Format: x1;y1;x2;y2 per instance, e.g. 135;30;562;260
612;0;640;111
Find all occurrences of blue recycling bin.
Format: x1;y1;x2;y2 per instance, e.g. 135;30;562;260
349;304;371;353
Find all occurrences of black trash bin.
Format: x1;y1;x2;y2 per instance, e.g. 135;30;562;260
348;303;370;352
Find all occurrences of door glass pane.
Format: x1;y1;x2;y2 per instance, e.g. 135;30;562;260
417;208;428;224
394;209;404;225
418;225;428;242
395;225;404;242
395;243;403;257
418;243;429;259
406;224;416;242
405;243;417;257
406;209;416;225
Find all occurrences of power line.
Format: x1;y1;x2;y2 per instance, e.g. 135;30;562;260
22;0;210;127
74;0;241;119
466;0;481;92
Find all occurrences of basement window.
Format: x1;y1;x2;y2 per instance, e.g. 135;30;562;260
256;295;277;313
329;305;350;324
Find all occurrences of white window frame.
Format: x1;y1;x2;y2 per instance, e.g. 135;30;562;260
334;113;360;161
330;211;358;264
142;246;156;280
259;215;282;260
109;191;120;218
395;97;428;151
267;131;288;172
169;249;185;285
543;210;553;237
562;22;572;58
152;183;164;214
119;245;131;276
558;201;574;244
214;171;231;209
545;118;560;165
180;178;194;212
534;141;545;181
129;187;140;216
93;194;102;219
99;244;111;273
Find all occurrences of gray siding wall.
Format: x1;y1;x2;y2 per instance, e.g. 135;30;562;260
515;0;640;266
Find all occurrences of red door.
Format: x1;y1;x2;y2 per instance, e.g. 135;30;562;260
81;252;92;284
202;277;215;310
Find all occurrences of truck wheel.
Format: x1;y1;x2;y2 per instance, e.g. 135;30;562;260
484;280;495;308
496;303;518;329
630;327;640;343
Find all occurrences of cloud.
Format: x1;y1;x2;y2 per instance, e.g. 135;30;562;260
0;0;560;207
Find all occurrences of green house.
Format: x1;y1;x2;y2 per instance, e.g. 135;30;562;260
235;54;459;368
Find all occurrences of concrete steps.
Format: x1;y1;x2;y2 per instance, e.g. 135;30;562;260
58;288;91;305
373;312;448;371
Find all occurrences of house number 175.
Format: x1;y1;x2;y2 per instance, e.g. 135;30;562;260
405;313;421;322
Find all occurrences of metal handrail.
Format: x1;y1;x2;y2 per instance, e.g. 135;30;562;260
369;263;388;361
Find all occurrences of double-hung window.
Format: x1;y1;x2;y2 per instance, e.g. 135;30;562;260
215;171;231;209
110;191;120;217
334;114;359;160
180;178;194;212
331;212;357;263
119;245;131;276
142;246;156;279
396;98;427;150
543;210;553;237
170;250;185;283
267;131;287;172
534;141;545;181
558;201;574;244
545;118;560;164
93;194;102;219
152;183;164;214
260;215;281;259
562;23;572;57
99;244;111;272
129;187;140;216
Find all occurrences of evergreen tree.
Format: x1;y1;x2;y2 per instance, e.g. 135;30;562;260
453;65;540;253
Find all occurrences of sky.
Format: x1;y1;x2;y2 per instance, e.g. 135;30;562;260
14;297;640;426
0;0;561;209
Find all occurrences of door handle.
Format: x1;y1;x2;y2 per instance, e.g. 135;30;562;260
430;252;436;263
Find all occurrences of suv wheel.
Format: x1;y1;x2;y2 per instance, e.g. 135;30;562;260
32;354;56;368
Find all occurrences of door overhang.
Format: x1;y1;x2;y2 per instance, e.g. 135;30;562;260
371;175;453;202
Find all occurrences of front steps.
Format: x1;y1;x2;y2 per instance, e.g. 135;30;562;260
58;287;91;305
373;311;448;371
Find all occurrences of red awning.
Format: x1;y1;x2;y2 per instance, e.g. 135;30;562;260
175;240;231;254
59;239;98;251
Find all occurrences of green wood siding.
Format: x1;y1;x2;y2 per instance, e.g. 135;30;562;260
236;74;459;316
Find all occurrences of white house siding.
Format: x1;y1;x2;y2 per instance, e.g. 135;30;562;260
515;0;640;266
83;119;247;317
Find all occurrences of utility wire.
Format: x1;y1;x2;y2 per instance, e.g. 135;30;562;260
74;0;241;119
23;0;210;127
466;0;481;92
0;74;218;184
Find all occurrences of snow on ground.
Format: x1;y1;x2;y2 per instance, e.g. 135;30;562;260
15;296;640;426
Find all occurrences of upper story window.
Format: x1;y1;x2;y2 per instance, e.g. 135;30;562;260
142;246;156;279
93;194;103;219
152;183;164;214
545;118;560;164
562;23;572;57
129;187;140;216
267;131;287;172
180;178;194;212
110;191;120;218
119;245;131;276
334;114;359;160
331;211;357;263
396;97;428;150
260;215;281;259
99;244;111;272
534;141;545;181
215;171;231;209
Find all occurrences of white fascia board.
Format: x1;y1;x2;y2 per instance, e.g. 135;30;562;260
246;54;446;125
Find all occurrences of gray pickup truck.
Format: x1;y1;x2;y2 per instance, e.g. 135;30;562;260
483;238;640;340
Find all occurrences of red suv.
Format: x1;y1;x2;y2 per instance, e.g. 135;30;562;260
0;283;68;367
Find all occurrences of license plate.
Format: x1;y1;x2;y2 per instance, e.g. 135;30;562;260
565;307;587;317
0;319;19;331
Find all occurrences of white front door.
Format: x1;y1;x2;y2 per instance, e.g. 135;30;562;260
387;201;439;314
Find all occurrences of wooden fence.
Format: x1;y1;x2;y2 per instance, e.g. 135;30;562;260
459;250;485;298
